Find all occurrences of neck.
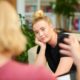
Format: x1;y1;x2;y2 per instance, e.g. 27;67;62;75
0;53;11;67
48;31;58;47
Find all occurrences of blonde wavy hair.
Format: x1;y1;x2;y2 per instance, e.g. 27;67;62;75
32;10;52;26
0;1;27;55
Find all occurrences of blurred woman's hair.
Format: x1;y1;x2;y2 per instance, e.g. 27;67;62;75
0;1;27;55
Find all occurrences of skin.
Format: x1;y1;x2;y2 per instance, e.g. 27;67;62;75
33;19;73;77
59;35;80;80
33;20;56;45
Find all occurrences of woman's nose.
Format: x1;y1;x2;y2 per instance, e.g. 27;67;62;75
39;31;43;37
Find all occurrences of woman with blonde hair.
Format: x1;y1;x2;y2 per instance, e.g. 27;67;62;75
0;1;56;80
32;10;76;79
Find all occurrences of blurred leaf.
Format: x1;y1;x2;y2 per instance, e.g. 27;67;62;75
15;14;35;63
50;0;78;17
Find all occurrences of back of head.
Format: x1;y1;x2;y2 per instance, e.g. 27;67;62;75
0;0;27;55
32;10;52;26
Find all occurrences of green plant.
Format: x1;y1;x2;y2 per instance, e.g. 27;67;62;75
15;14;35;63
50;0;79;30
50;0;78;17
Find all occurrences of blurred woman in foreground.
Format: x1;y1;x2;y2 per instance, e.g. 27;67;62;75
0;1;56;80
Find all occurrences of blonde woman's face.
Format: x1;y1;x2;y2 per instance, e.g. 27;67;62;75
33;20;53;43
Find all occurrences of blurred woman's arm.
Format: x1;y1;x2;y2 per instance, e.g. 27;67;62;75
34;38;47;66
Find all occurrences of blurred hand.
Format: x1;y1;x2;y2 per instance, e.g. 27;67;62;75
59;35;80;65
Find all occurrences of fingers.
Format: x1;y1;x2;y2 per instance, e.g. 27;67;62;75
35;37;46;48
35;38;39;44
59;49;71;56
63;38;70;45
59;43;70;51
69;34;79;44
59;34;80;58
35;38;42;45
